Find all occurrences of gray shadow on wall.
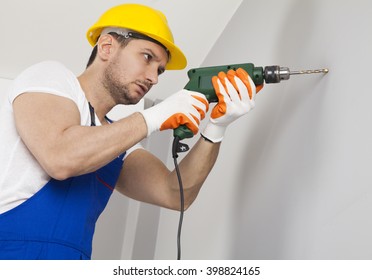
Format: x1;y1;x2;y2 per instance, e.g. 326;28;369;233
229;0;329;259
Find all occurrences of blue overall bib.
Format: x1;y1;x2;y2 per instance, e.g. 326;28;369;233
0;103;125;259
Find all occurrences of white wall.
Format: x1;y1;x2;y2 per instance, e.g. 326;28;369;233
154;0;372;259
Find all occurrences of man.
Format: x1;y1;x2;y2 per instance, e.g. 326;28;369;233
0;4;260;259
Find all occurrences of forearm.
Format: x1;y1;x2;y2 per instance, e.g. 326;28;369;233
52;112;147;179
116;136;220;211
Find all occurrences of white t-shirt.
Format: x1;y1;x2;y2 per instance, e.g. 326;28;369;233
0;61;142;214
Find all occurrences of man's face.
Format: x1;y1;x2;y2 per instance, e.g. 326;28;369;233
102;38;169;105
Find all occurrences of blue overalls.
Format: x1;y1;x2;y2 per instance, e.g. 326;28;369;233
0;103;125;259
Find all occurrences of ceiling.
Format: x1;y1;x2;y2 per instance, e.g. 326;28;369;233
0;0;242;97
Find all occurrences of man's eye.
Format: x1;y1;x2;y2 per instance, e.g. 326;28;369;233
144;53;152;61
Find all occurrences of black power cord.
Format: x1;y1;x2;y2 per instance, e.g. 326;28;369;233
172;136;189;260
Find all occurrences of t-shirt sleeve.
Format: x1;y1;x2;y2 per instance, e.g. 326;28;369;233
10;60;146;157
9;61;79;104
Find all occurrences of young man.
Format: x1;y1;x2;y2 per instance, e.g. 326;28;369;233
0;4;260;259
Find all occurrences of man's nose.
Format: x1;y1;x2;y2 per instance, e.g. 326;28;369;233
146;68;159;85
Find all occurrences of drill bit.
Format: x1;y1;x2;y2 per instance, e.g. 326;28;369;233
290;68;329;75
264;66;329;83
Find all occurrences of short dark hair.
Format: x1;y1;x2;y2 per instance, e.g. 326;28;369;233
86;32;134;68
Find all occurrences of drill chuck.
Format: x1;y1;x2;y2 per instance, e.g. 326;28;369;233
264;66;290;83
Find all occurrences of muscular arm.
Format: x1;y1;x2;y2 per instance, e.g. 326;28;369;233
117;137;220;211
15;92;220;211
13;92;147;180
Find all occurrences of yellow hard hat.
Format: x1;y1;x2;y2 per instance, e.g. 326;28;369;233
86;3;187;70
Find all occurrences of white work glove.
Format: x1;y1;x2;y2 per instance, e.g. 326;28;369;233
140;89;209;137
201;68;263;143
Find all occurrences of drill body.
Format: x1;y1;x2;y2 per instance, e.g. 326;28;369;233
184;63;288;102
184;63;262;103
175;63;285;139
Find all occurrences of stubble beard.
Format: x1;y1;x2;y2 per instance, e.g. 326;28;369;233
102;60;142;105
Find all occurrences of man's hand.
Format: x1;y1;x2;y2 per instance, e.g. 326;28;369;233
201;68;262;143
140;89;209;137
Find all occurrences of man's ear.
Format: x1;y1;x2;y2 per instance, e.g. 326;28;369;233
96;34;114;61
